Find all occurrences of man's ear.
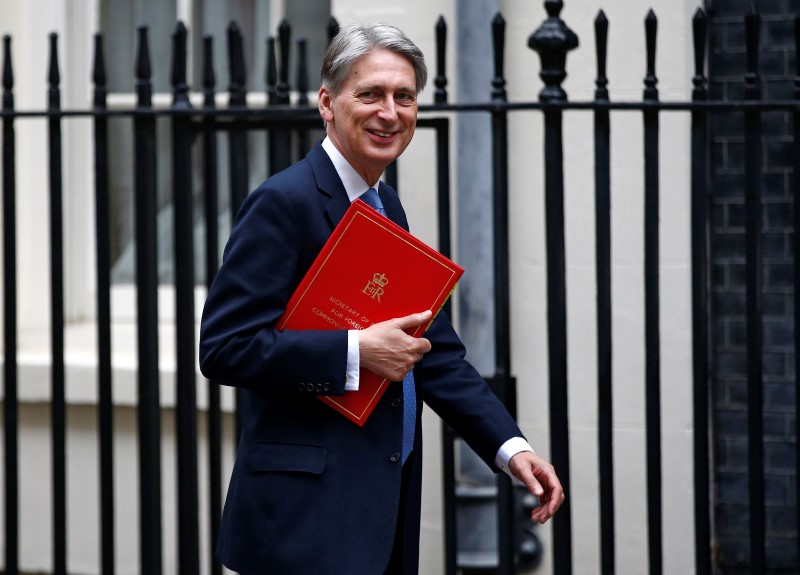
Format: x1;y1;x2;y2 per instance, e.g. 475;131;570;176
318;86;334;123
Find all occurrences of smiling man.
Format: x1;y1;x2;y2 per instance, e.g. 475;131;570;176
199;23;564;575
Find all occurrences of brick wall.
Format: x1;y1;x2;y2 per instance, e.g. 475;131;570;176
708;0;797;572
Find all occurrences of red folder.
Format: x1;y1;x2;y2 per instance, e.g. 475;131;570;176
276;199;464;426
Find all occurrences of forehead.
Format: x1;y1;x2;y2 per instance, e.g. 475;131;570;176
345;48;416;90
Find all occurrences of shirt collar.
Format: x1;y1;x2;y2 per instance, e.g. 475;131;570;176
321;136;382;202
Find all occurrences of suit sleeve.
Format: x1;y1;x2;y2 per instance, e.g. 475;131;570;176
376;183;524;469
199;182;349;395
420;311;524;472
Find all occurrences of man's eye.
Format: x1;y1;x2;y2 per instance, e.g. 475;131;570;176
359;92;378;101
396;93;415;104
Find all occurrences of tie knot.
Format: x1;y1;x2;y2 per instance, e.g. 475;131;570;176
361;188;385;214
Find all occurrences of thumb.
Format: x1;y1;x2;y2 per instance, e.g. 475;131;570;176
393;310;433;330
526;475;545;498
510;455;544;497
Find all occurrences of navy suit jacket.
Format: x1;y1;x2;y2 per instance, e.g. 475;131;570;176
199;142;524;575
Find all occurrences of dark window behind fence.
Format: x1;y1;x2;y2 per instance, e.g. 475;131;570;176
1;1;798;574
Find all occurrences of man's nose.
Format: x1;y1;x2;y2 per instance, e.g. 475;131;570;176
377;97;398;121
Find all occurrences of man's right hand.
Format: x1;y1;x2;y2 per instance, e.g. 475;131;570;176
358;310;433;381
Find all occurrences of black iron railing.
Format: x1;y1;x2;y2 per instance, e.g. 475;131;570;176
0;2;798;574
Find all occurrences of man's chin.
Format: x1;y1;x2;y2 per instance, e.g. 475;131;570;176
365;147;404;166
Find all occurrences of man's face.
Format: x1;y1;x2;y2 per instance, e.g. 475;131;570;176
318;48;418;183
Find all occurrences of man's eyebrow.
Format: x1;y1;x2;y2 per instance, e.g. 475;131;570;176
353;82;416;93
353;83;382;92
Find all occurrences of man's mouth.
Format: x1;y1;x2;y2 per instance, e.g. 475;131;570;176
368;129;395;139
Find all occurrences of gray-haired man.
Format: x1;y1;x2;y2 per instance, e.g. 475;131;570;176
200;22;564;575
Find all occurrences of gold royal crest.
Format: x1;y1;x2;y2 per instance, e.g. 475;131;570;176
362;272;389;302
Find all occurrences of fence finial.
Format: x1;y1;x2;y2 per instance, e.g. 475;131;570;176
93;34;106;109
48;33;60;97
643;10;659;101
744;7;760;100
795;16;799;99
594;10;609;101
135;27;152;108
2;36;12;112
2;35;11;90
266;36;277;105
434;16;447;103
202;36;215;99
528;0;579;102
327;17;339;46
296;38;309;107
491;13;507;102
692;9;707;101
171;22;190;109
277;19;291;104
47;32;61;113
227;22;246;106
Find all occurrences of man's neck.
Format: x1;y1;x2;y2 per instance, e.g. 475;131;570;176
321;137;383;202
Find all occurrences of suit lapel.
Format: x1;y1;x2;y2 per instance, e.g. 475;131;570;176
377;183;409;231
306;142;410;232
305;142;351;229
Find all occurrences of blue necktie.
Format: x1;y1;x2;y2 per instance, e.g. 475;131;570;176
360;187;416;463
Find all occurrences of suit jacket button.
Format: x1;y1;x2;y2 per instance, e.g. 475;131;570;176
323;383;331;392
298;383;306;391
315;383;323;392
390;452;400;463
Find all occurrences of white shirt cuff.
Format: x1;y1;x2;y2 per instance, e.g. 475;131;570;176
495;437;534;477
345;330;360;391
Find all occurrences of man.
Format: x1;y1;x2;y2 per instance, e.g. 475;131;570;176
199;22;564;575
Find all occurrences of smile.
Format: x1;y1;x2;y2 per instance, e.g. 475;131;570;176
368;129;396;139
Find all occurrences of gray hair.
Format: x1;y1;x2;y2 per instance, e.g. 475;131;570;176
321;23;428;95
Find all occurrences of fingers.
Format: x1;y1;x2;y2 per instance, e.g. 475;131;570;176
531;481;564;524
530;467;565;524
508;452;565;525
358;311;433;380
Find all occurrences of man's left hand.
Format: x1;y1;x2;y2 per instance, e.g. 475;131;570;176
507;451;565;524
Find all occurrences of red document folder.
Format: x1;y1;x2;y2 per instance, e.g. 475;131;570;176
276;199;464;426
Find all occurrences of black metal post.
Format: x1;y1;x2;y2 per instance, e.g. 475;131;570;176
690;9;711;575
228;22;249;215
267;36;277;107
429;18;455;574
441;422;457;575
2;33;19;575
435;16;448;104
489;12;517;575
202;34;223;575
743;9;765;573
296;38;310;157
227;22;249;446
296;38;309;109
433;19;451;262
642;11;662;575
528;2;578;573
437;26;455;571
433;117;457;574
171;22;200;575
134;26;163;575
794;16;800;574
92;31;116;575
327;17;340;45
47;32;67;575
269;20;292;175
593;11;615;575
